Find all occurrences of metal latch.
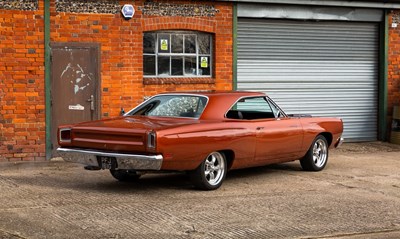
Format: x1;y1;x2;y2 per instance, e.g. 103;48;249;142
87;95;94;111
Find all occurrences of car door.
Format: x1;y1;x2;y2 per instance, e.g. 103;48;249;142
234;97;303;164
255;117;303;163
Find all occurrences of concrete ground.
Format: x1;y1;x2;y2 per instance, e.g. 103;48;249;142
0;142;399;239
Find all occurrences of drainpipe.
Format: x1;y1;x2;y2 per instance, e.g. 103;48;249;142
379;9;389;141
44;0;51;160
232;3;237;91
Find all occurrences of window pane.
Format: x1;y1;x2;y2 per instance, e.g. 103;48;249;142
171;57;183;76
143;31;213;78
184;35;196;53
236;97;273;113
198;56;210;75
158;34;170;53
143;33;156;54
198;33;210;54
268;98;283;118
158;56;170;76
143;55;155;75
140;95;208;118
184;57;197;76
171;34;183;53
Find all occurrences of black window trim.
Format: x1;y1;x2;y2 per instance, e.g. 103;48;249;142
224;96;288;120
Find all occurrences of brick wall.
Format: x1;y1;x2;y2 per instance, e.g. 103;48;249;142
0;0;232;162
388;11;400;137
0;1;45;161
51;0;233;117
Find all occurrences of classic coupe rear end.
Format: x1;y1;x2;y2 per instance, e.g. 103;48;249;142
57;117;165;171
57;91;343;190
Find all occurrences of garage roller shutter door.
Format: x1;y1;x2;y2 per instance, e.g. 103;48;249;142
237;19;379;141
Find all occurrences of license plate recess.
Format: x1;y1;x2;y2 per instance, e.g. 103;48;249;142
97;156;117;170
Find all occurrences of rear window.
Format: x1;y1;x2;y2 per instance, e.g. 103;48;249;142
129;95;208;118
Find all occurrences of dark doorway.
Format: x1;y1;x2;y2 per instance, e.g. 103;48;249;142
50;43;100;156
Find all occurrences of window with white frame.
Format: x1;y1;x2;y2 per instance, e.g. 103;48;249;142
143;31;212;77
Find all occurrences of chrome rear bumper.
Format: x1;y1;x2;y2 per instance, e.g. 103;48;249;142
57;148;163;170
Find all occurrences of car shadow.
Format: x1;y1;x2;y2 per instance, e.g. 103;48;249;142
226;161;302;179
3;162;303;193
95;173;195;192
76;161;303;192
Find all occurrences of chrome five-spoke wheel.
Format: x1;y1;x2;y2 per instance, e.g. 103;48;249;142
300;135;329;171
312;138;328;168
190;151;227;190
204;152;225;186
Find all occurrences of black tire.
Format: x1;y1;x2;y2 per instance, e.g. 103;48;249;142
190;151;227;190
110;169;141;182
300;135;329;171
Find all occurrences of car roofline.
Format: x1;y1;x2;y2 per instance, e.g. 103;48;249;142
157;91;267;97
124;91;269;119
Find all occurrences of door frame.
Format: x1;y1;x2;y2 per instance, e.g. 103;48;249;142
48;42;101;158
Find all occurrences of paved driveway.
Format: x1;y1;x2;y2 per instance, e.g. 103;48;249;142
0;142;399;239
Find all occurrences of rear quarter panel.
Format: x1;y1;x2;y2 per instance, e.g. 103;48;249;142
299;117;343;153
156;121;257;171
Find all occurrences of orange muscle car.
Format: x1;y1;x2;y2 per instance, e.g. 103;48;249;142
57;91;343;190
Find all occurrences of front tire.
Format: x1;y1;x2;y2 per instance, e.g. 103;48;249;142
300;135;329;171
190;151;227;190
110;169;141;182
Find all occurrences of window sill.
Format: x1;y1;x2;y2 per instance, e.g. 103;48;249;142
143;77;215;85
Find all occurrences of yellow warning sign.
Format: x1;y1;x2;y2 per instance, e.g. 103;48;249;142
201;57;208;68
160;39;168;51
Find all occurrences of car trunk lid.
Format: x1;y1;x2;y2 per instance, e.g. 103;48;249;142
69;116;196;153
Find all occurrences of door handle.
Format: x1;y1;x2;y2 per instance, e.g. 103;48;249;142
256;127;264;130
87;95;94;111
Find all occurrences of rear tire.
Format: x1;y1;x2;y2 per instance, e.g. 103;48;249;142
300;135;329;171
190;151;227;190
110;169;141;182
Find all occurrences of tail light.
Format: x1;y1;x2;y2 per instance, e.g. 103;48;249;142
147;131;156;150
59;128;72;143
